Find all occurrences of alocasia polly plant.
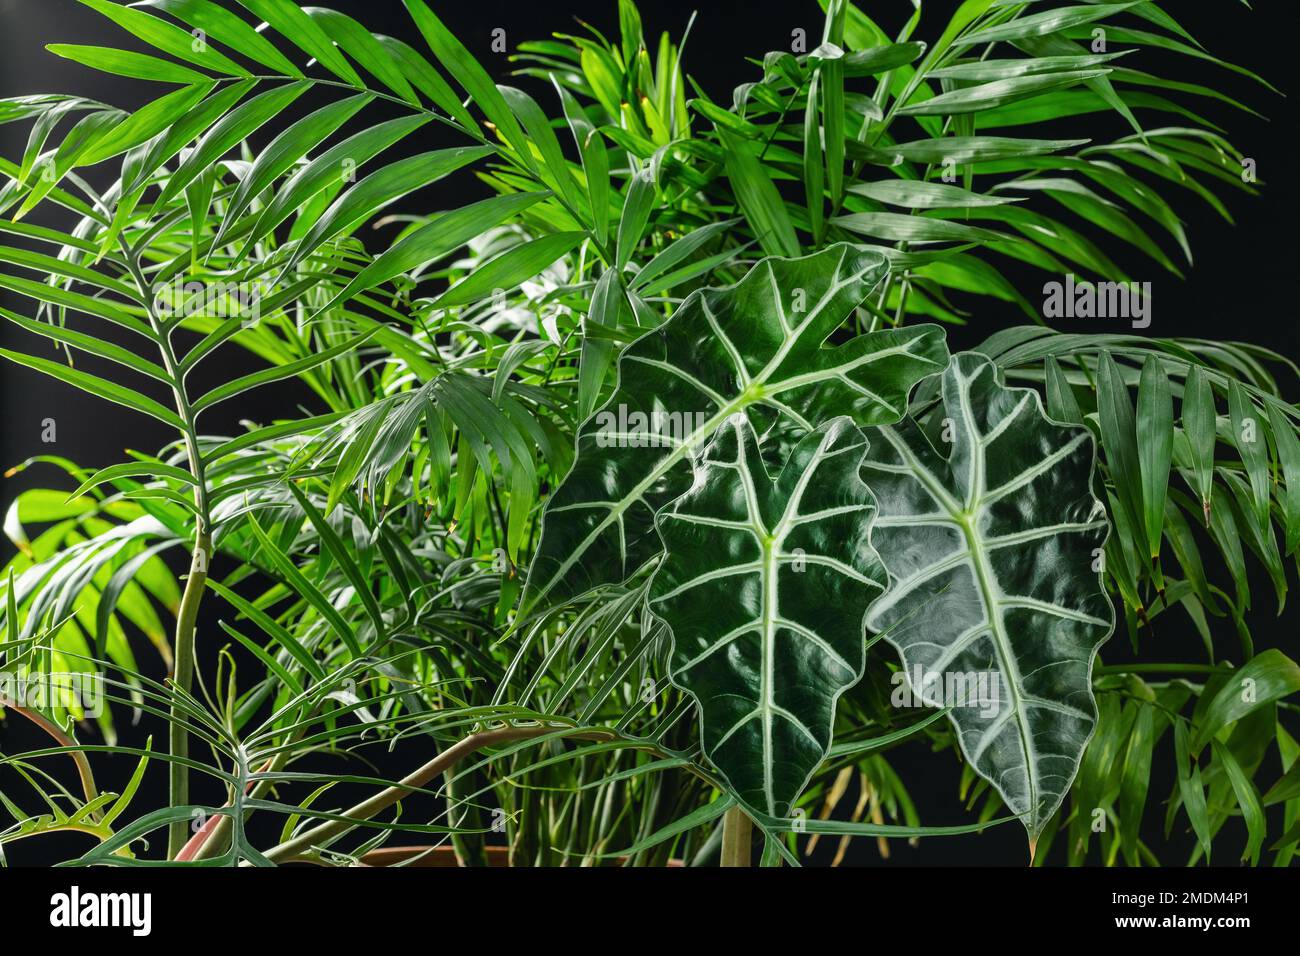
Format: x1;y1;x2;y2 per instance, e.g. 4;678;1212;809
649;415;886;820
863;353;1114;846
523;244;946;614
536;253;1112;842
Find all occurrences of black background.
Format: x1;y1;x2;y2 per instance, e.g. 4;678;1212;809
0;0;1296;868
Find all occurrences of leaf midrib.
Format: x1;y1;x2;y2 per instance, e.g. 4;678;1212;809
526;274;919;611
877;378;1041;829
956;510;1040;828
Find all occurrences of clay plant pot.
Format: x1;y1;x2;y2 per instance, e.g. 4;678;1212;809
360;846;511;867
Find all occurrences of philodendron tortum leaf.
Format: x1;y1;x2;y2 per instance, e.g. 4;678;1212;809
522;244;947;615
649;415;886;818
863;352;1115;843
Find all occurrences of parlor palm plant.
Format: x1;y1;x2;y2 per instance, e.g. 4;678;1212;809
0;0;1296;867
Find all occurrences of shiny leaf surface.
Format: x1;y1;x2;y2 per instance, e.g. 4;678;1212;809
523;245;948;614
650;415;885;817
864;352;1114;841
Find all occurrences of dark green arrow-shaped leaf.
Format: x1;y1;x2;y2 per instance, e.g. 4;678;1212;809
650;415;886;818
863;352;1114;843
522;244;947;615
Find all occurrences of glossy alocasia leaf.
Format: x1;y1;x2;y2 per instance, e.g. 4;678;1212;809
522;244;948;615
649;415;886;818
863;352;1115;843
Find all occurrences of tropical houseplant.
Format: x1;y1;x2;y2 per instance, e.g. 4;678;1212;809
0;0;1296;867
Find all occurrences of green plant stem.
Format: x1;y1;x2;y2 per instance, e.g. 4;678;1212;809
262;726;612;864
444;765;488;867
189;744;295;862
117;240;215;859
0;695;100;815
168;530;210;857
720;806;753;867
